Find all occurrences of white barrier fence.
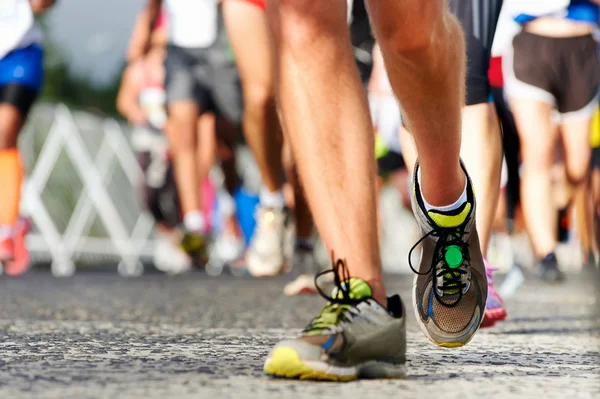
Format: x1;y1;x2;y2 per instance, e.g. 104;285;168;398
20;104;157;277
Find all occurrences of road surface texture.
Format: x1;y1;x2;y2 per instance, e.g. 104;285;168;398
0;269;598;399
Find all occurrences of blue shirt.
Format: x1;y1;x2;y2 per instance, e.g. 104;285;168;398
515;0;599;26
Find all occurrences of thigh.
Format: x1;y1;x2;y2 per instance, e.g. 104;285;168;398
222;0;273;91
510;98;557;168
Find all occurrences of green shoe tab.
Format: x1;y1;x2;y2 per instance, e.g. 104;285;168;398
445;245;463;269
332;278;373;300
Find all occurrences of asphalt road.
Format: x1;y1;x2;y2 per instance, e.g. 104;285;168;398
0;269;598;398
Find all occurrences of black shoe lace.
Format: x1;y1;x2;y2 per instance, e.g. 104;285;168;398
408;225;470;307
304;258;363;333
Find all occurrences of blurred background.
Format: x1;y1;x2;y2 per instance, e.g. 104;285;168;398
3;0;598;292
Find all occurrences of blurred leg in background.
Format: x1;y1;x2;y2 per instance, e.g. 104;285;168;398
0;43;45;276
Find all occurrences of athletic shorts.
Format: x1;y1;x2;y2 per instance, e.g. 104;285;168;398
238;0;266;9
592;147;600;171
504;32;600;120
165;44;242;124
0;44;43;115
449;0;503;106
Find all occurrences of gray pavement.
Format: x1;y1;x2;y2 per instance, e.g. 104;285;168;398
0;270;598;398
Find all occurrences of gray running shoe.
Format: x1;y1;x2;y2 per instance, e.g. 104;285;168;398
264;260;406;381
247;206;288;277
409;161;487;348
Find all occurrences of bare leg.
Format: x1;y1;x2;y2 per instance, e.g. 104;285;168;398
282;142;313;240
166;101;203;225
196;112;217;183
223;1;284;193
369;0;466;206
509;98;557;257
459;103;502;256
399;102;502;257
267;0;383;300
561;117;593;259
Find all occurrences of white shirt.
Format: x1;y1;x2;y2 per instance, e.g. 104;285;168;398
165;0;218;48
0;0;43;59
491;3;522;57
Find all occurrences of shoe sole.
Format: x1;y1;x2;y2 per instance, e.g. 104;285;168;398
264;346;406;381
412;275;483;348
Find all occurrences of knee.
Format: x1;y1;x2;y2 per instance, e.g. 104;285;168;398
521;143;554;173
167;117;196;151
268;0;343;50
566;164;590;186
244;83;274;115
374;2;445;55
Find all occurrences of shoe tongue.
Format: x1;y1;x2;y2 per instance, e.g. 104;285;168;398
427;202;471;228
331;277;373;300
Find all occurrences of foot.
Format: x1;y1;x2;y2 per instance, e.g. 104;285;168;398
264;260;406;381
538;253;565;282
180;228;209;262
410;162;487;347
481;259;507;328
246;206;288;277
210;233;245;265
283;246;320;296
4;218;31;277
153;231;192;274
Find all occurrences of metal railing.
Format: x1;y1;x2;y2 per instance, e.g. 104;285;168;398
20;104;156;277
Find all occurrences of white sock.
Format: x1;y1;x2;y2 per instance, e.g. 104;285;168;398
218;191;236;218
259;188;285;209
183;210;206;233
418;168;468;212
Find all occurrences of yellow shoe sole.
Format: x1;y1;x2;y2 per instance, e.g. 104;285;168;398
264;347;357;382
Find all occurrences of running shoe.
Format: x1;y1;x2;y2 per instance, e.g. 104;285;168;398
4;218;31;277
481;259;507;328
153;232;192;274
246;206;288;277
283;246;320;296
264;259;406;381
538;252;565;282
180;229;209;262
409;161;486;347
0;231;14;264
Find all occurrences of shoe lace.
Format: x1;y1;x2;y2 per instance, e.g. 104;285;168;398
408;224;470;307
304;258;363;333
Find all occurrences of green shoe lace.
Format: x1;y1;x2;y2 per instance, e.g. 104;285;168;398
304;259;372;335
409;225;470;307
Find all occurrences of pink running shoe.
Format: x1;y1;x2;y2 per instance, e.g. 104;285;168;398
481;259;507;328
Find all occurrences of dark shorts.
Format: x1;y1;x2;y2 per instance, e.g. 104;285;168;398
505;32;600;118
165;44;242;124
350;0;375;86
377;150;406;176
449;0;503;106
593;147;600;171
0;45;44;115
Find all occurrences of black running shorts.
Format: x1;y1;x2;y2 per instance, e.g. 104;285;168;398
449;0;503;106
505;32;600;119
164;12;242;124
